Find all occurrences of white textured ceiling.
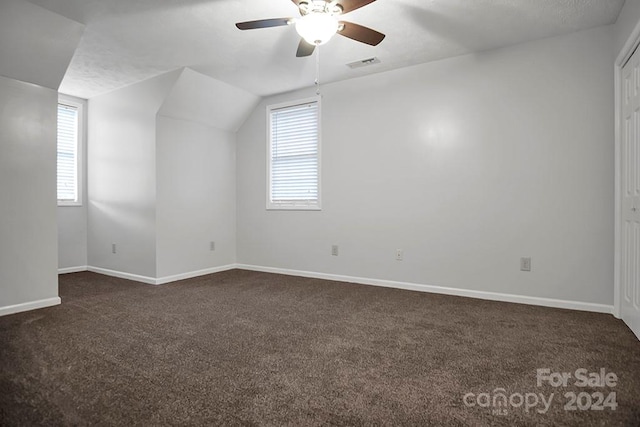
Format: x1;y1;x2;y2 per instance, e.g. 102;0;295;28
23;0;626;99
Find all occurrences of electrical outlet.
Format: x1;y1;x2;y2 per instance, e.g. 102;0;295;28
396;249;403;261
520;257;531;272
112;243;117;254
331;245;339;256
210;241;215;251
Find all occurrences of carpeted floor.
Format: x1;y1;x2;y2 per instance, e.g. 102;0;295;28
1;270;639;426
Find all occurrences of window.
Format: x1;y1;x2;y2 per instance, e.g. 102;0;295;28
267;98;321;210
57;97;83;206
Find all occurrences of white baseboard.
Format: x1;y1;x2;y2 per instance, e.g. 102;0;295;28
87;264;237;285
0;297;61;317
60;262;614;315
235;264;614;315
87;266;158;284
58;266;88;274
155;265;237;285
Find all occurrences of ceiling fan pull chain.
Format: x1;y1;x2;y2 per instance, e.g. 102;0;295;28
315;44;321;95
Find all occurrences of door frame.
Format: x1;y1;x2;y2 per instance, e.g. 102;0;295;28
614;20;640;319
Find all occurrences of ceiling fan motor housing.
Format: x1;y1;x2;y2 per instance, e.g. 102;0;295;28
299;1;343;16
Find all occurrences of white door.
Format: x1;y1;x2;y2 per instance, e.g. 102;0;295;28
621;47;640;340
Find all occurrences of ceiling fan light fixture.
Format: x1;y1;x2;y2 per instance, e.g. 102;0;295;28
295;13;339;45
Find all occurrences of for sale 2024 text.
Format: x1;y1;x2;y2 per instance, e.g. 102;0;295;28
537;368;618;411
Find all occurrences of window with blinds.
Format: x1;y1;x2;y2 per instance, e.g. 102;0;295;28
57;102;80;205
267;98;321;210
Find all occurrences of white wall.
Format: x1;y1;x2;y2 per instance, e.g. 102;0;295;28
156;116;237;278
57;95;88;271
87;71;180;278
58;200;87;271
0;76;59;309
153;67;254;278
88;68;244;281
237;25;615;306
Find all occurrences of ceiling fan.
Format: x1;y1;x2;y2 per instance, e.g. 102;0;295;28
235;0;385;57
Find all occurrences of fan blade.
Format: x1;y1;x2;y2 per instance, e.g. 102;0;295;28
338;21;385;46
296;38;316;57
235;18;292;30
337;0;377;14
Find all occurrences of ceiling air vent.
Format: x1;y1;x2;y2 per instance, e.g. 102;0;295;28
347;57;381;69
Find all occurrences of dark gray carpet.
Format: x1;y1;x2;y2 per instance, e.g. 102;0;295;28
1;270;639;426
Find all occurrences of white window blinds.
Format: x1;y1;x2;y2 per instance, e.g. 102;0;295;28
268;100;320;210
57;103;79;203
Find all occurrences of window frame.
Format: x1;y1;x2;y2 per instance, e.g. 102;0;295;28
266;96;322;211
57;95;84;207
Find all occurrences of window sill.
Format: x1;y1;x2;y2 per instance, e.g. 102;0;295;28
58;201;83;207
267;204;321;211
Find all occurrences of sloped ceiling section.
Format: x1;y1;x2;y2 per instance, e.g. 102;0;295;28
91;67;260;133
0;0;84;90
90;68;183;117
158;68;261;133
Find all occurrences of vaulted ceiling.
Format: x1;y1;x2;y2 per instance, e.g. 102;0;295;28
20;0;627;99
